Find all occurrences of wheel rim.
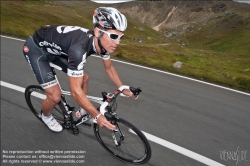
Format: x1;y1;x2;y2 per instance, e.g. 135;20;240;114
94;120;151;164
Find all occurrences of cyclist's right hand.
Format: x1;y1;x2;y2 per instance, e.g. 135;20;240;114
97;115;116;130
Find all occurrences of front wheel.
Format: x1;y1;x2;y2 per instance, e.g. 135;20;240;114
93;118;151;164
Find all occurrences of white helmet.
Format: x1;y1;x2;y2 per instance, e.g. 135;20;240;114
93;7;127;32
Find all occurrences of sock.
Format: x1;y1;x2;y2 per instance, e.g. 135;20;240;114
42;113;52;123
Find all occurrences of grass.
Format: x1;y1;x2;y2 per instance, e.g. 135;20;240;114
114;43;250;90
1;0;250;92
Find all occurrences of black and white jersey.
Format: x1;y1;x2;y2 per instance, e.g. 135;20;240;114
33;25;110;77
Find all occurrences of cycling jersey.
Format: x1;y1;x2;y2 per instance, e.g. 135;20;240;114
23;25;110;89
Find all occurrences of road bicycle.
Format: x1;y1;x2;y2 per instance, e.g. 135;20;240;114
24;63;151;164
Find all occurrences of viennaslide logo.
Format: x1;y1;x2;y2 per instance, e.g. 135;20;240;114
220;146;248;165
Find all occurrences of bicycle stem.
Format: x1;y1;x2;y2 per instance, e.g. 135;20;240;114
98;85;133;121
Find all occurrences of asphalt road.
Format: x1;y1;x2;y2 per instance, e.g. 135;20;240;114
1;36;250;166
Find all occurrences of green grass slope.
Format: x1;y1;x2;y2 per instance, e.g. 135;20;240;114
1;0;249;92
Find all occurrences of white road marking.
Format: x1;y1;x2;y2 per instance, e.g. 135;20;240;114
1;80;225;166
1;80;25;93
1;35;249;96
0;81;46;99
32;92;46;99
2;35;26;42
142;131;225;166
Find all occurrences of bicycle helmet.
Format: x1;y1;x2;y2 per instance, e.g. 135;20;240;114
93;7;127;54
93;7;127;32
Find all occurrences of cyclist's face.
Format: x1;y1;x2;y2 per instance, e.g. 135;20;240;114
100;29;123;53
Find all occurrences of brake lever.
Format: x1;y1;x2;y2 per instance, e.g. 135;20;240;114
129;87;142;99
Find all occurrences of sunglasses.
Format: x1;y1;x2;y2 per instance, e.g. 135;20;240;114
98;28;124;41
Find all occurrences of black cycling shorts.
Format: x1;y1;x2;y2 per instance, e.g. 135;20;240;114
23;36;68;89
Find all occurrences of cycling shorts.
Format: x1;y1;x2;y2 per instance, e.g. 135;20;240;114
23;36;68;89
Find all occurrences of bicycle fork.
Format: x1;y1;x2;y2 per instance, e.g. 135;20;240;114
111;122;124;147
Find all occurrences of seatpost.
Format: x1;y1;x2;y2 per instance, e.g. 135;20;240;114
51;67;56;75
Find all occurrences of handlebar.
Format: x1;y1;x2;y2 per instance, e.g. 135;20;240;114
119;85;142;97
97;86;142;122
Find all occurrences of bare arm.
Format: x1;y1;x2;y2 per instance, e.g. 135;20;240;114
103;58;123;88
103;59;132;97
68;76;116;130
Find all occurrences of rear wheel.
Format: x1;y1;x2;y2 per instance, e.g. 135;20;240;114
93;117;151;164
24;85;66;125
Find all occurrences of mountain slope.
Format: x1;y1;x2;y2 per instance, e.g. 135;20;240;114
114;0;250;53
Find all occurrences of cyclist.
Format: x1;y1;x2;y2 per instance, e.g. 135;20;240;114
23;7;133;132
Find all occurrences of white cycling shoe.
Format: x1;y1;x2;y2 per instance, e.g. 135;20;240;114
42;114;63;132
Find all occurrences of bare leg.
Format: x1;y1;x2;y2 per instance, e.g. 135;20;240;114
42;84;62;116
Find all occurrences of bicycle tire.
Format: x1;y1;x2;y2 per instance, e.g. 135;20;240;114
93;117;151;164
24;85;66;125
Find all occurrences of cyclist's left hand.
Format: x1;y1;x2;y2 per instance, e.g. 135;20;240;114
122;89;134;98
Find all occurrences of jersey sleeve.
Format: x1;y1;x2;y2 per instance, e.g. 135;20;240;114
67;44;86;77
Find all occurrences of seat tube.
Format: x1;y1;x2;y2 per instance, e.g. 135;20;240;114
51;67;62;92
54;75;62;92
